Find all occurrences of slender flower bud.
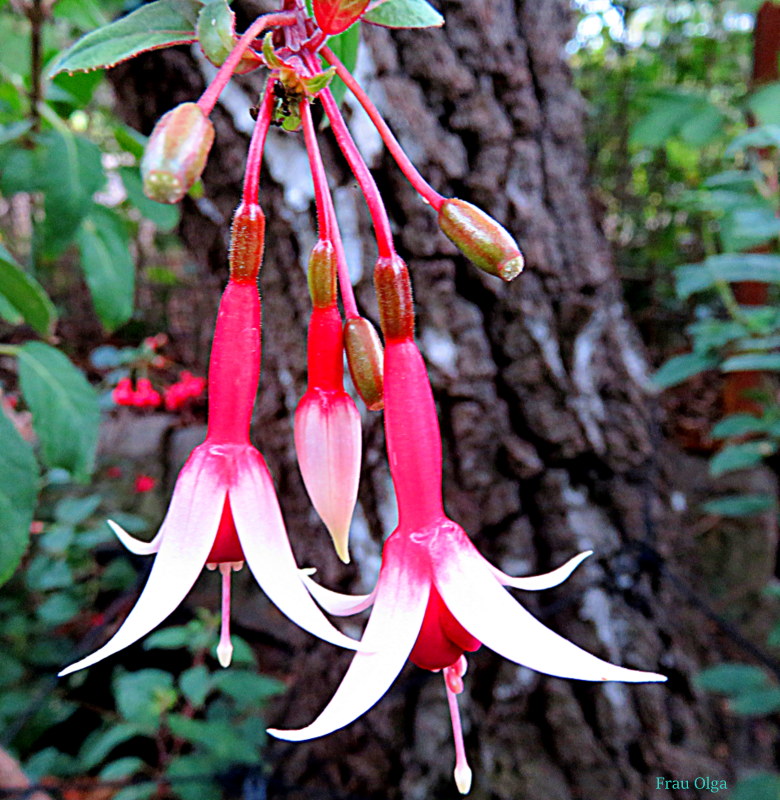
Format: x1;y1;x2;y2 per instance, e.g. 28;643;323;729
141;103;215;204
308;241;337;308
438;199;524;282
374;256;414;342
344;317;384;411
229;202;266;283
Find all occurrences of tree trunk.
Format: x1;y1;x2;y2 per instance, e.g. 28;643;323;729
109;0;777;797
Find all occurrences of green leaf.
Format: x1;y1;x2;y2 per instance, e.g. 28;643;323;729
54;493;102;524
119;167;180;232
730;774;780;800
709;441;774;477
729;687;780;716
47;0;203;77
114;125;147;159
747;83;780;126
726;125;780;156
143;625;192;651
676;254;780;299
722;353;780;372
17;341;100;480
179;665;212;707
196;0;261;73
652;352;717;389
0;121;32;146
114;669;177;725
37;594;80;625
0;407;38;587
711;414;768;439
630;90;723;149
110;785;156;800
324;23;360;106
80;723;145;769
363;0;444;28
76;206;135;330
213;670;285;704
702;494;775;517
99;757;146;780
0;244;56;335
38;130;105;256
695;663;770;694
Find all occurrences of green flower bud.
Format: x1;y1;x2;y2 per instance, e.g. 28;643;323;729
344;317;384;411
229;202;265;283
374;256;414;342
141;103;215;204
438;198;524;281
307;241;337;308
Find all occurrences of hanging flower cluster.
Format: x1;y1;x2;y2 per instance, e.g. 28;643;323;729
57;0;665;791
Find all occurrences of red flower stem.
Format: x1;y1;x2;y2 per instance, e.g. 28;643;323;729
300;99;359;319
308;63;394;259
197;11;297;115
301;99;332;241
242;76;276;206
321;46;444;212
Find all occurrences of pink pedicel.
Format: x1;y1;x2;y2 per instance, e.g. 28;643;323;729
270;258;665;793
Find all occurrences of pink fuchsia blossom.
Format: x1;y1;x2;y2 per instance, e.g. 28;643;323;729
60;207;359;677
269;258;665;792
295;242;361;563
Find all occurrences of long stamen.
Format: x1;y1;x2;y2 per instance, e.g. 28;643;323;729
305;55;394;259
320;46;443;211
243;76;276;206
197;12;297;115
217;562;242;667
444;662;472;795
300;99;360;319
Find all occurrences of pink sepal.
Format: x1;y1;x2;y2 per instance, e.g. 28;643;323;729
294;388;361;563
430;525;666;684
268;532;429;740
59;448;225;676
231;447;362;651
301;571;376;616
490;551;593;591
107;519;162;556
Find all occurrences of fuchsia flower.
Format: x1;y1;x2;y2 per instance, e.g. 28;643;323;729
270;258;666;793
59;202;359;677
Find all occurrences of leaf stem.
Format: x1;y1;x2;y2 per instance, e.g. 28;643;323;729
321;45;444;211
197;11;298;116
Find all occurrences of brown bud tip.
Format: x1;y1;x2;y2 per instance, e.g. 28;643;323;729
373;256;414;342
229;202;265;282
438;198;524;281
344;317;384;411
307;241;337;308
141;103;215;204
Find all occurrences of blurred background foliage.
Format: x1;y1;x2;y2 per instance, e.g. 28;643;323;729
2;0;780;797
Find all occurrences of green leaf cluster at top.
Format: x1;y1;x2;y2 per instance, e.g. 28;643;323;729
50;0;443;80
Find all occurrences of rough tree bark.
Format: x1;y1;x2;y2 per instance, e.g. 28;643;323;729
109;0;777;797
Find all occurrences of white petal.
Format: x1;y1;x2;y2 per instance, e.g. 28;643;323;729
434;545;666;683
231;448;362;651
59;449;223;676
491;551;593;591
269;533;430;741
302;571;377;616
108;519;162;555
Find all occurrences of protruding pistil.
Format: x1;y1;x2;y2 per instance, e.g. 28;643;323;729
217;561;243;668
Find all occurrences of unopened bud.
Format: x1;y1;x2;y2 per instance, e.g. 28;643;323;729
308;240;337;308
198;1;263;74
344;317;384;411
438;198;524;282
373;256;414;342
229;202;266;282
141;103;215;204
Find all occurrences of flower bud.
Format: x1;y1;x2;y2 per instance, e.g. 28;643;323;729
308;240;337;308
295;389;362;563
438;198;524;282
229;202;265;283
141;103;215;204
344;317;384;411
374;256;414;342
